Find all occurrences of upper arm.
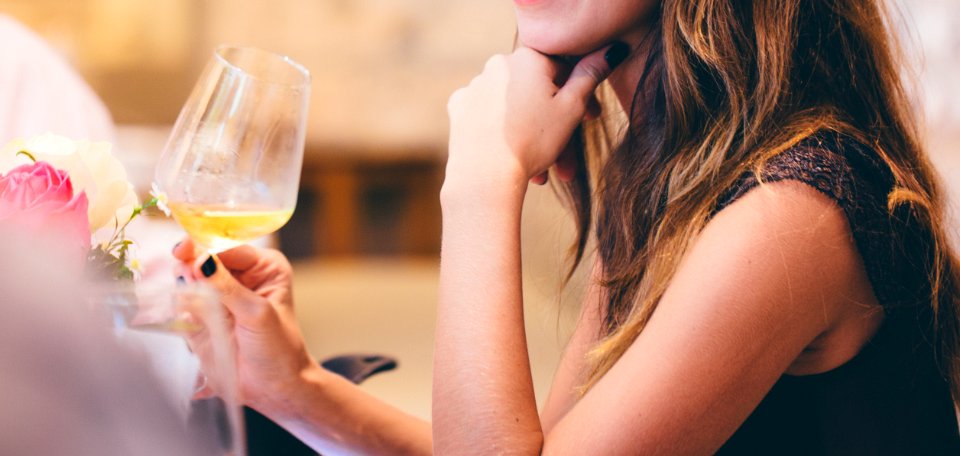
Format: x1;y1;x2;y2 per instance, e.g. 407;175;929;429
541;181;874;455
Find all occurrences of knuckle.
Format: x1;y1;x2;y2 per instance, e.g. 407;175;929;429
468;73;484;87
513;47;538;60
266;248;293;271
447;88;465;113
483;54;507;72
513;47;551;70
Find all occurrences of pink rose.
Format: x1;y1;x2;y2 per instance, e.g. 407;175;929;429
0;161;90;254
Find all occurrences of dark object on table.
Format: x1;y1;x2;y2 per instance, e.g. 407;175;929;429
320;353;399;384
244;354;398;456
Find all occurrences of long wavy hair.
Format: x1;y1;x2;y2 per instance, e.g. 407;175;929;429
558;0;960;399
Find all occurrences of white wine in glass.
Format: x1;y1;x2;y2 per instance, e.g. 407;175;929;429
156;46;310;252
168;203;295;253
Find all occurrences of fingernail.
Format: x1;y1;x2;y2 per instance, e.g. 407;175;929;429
201;256;217;278
172;241;182;254
605;41;629;69
176;275;186;285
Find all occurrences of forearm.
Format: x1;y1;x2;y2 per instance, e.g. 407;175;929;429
433;166;543;454
262;362;433;455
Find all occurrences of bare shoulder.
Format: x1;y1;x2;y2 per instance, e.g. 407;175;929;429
695;178;883;374
542;179;884;454
653;178;879;359
704;177;864;285
715;178;849;241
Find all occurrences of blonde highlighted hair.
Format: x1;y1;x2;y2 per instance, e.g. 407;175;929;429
556;0;960;400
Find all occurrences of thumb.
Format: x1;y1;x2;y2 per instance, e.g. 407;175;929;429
558;41;630;106
195;254;270;324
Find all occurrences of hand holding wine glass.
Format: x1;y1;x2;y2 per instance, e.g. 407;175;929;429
155;46;310;253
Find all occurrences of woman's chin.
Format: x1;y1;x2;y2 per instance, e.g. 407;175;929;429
517;28;601;57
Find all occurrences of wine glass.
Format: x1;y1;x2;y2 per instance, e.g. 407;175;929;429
155;45;311;253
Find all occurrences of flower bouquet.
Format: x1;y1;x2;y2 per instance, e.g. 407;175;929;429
0;133;245;454
0;133;169;281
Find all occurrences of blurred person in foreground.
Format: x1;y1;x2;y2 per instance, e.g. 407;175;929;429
0;16;213;455
176;0;960;454
0;14;114;142
0;229;211;456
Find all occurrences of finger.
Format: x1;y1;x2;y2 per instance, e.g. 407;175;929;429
447;87;466;115
512;47;561;82
194;254;271;324
172;238;198;262
557;41;630;107
555;143;579;182
531;172;549;186
214;244;262;273
175;260;195;282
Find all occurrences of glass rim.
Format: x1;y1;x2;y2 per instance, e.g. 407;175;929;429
214;44;311;88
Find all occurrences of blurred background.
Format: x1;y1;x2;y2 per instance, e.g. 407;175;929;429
0;0;956;422
0;0;522;258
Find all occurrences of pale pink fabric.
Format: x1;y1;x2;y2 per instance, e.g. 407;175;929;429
0;15;114;143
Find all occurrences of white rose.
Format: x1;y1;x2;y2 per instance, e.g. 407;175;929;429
0;133;138;231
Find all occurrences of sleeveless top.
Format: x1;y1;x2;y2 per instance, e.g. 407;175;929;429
713;133;960;454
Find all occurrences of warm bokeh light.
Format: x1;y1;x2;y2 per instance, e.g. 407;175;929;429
1;0;958;425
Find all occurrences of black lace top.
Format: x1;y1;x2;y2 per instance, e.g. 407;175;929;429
714;133;960;455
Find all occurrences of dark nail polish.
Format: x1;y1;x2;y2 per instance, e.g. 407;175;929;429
201;256;217;278
605;41;630;69
176;275;186;285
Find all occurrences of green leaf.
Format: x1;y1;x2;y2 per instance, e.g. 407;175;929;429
117;266;135;281
85;248;127;282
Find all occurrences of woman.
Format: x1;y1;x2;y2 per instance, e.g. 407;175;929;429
176;0;960;453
